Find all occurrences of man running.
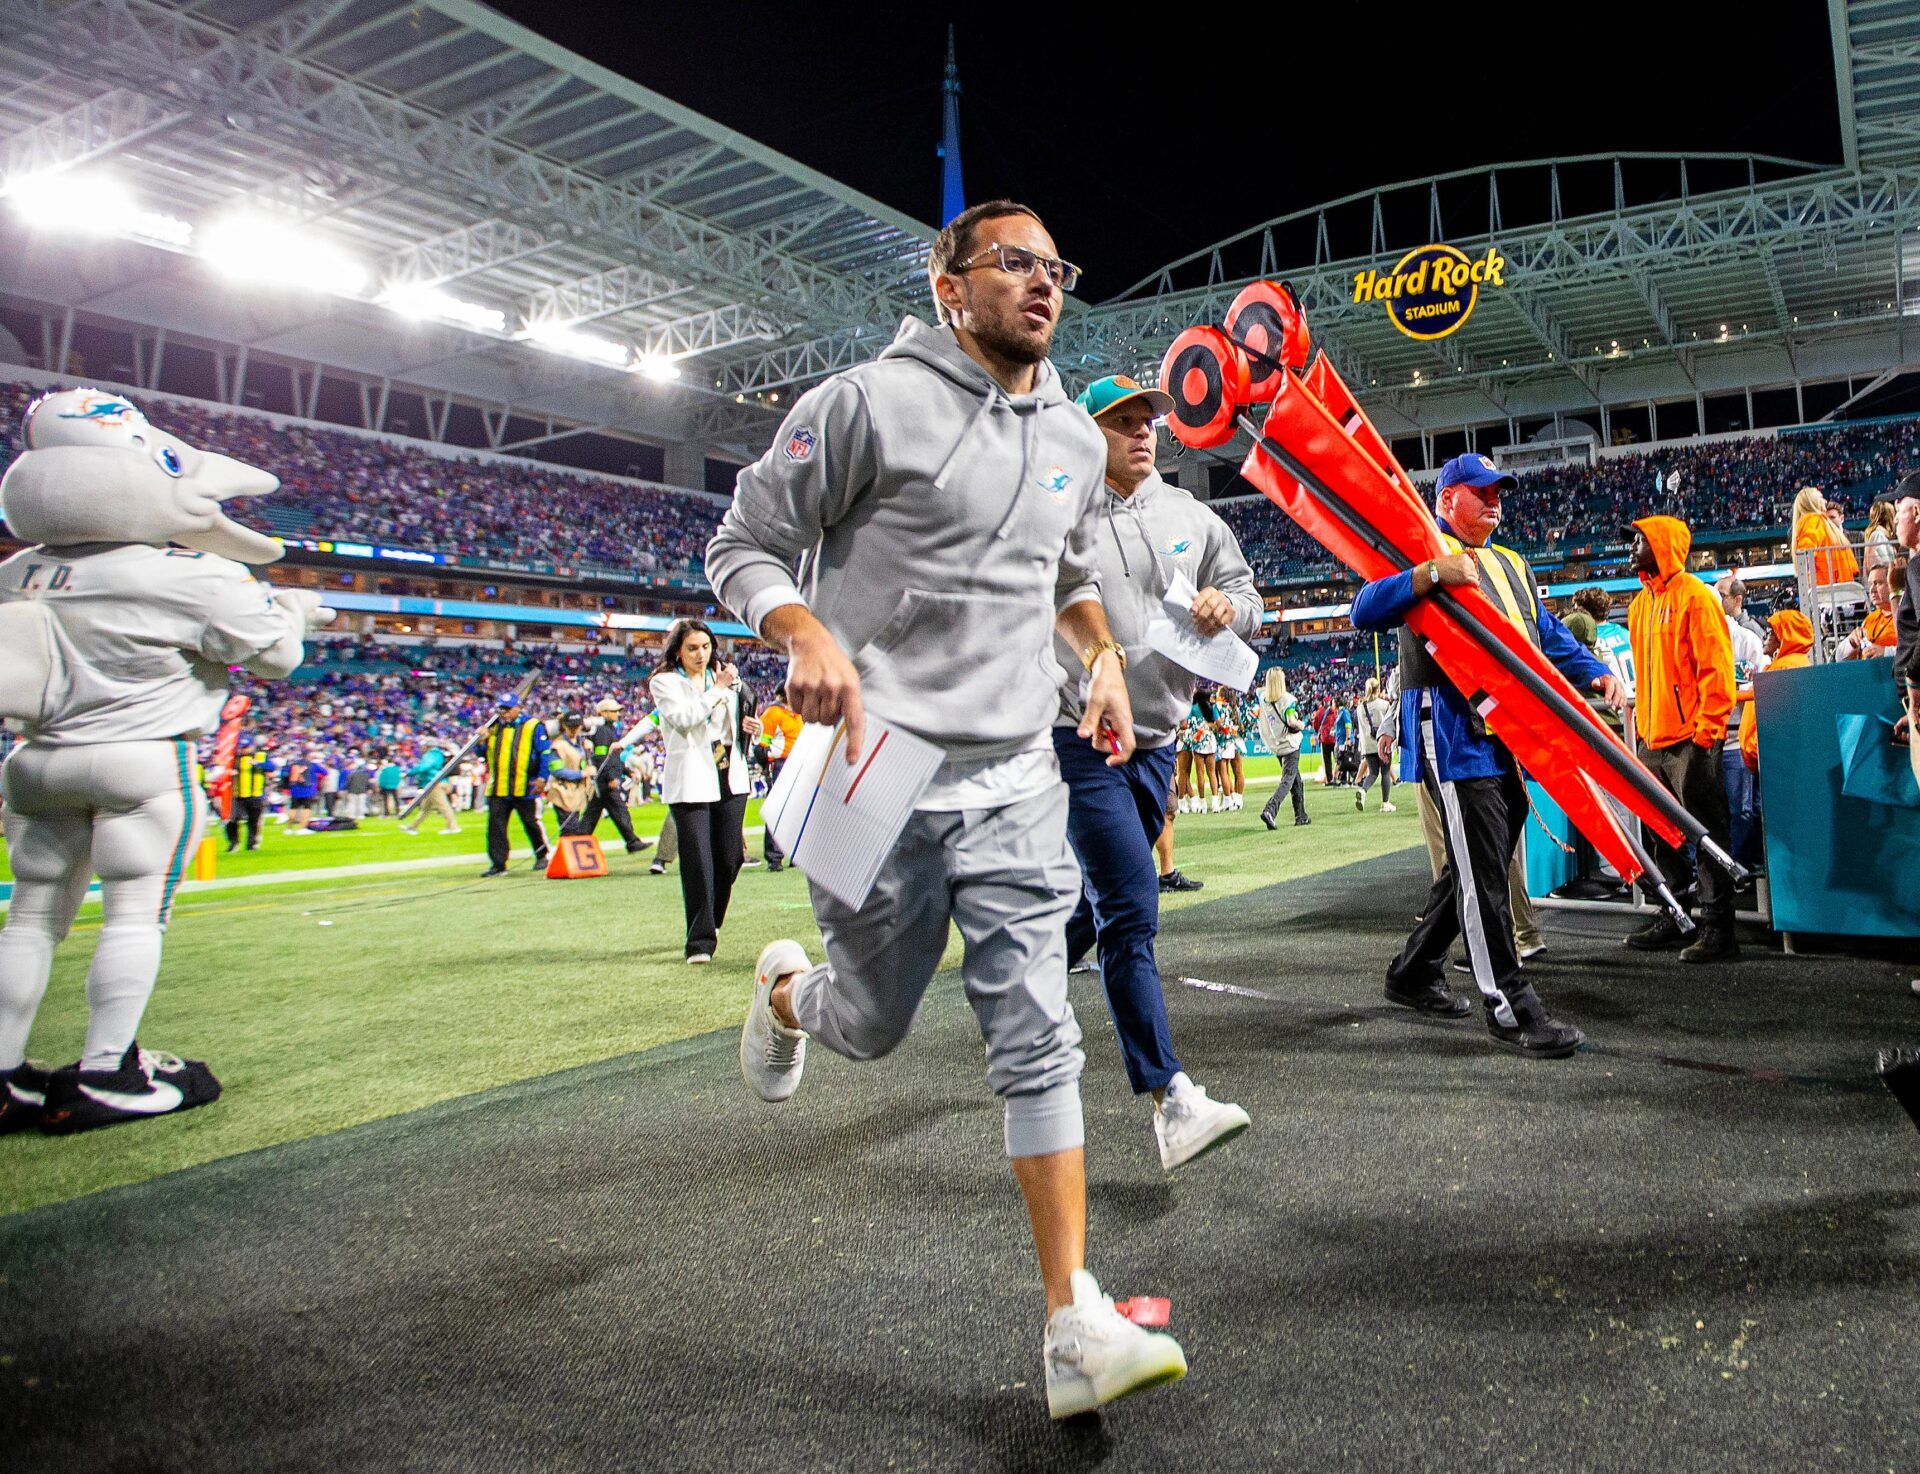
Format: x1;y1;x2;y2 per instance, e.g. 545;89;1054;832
707;200;1187;1418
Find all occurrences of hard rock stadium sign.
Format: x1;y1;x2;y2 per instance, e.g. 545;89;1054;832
1352;244;1507;341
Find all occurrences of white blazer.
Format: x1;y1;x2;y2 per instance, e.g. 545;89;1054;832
649;668;751;804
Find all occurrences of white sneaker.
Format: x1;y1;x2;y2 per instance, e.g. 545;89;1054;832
687;953;713;965
741;940;810;1102
1208;795;1222;813
1045;1269;1187;1419
1154;1072;1251;1171
1380;801;1397;813
1355;787;1366;811
1518;942;1547;962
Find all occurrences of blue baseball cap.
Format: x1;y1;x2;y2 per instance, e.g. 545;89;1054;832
1436;453;1517;493
494;691;522;709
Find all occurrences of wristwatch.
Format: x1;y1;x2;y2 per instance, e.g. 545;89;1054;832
1081;638;1127;673
1425;559;1440;588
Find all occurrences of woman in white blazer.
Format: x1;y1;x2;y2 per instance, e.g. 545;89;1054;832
649;619;755;963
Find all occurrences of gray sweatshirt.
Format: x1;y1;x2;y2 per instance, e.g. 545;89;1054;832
705;317;1108;762
1053;472;1263;749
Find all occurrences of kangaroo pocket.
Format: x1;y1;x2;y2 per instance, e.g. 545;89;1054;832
855;589;1061;750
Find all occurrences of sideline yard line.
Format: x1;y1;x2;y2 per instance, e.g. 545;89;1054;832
0;827;769;910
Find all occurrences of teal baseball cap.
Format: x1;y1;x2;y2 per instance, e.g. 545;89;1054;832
1076;374;1174;420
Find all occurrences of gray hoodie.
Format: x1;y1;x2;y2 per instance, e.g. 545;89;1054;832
706;317;1108;761
1053;472;1263;749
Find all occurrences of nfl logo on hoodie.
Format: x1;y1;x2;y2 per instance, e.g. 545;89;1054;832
783;427;817;462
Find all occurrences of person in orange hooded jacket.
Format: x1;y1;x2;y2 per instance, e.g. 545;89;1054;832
1624;515;1740;962
1739;609;1814;773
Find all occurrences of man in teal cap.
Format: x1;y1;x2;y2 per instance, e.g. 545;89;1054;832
1055;372;1262;1171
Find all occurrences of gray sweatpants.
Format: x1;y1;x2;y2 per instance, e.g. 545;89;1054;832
788;781;1086;1159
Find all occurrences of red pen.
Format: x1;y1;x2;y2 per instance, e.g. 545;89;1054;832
1100;722;1122;756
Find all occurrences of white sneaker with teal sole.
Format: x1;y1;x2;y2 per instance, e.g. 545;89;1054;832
741;940;810;1102
1154;1072;1251;1171
1044;1269;1188;1418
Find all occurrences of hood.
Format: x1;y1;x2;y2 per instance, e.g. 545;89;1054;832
1632;514;1691;584
0;387;283;563
876;315;1072;407
1769;608;1814;658
876;317;1076;537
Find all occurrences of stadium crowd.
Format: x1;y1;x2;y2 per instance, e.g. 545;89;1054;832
1216;416;1920;584
0;380;722;582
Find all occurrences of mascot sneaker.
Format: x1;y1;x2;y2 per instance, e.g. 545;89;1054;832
1154;1072;1250;1171
741;940;810;1102
1;1061;51;1134
40;1043;221;1134
1044;1270;1188;1419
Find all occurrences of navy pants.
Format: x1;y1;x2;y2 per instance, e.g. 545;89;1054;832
1053;731;1182;1095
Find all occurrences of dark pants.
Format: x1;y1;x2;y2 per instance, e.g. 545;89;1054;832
225;796;263;849
567;778;640;848
487;795;548;869
1388;701;1527;1022
1359;754;1393;802
763;760;786;864
672;792;748;957
1720;745;1759;871
1643;738;1734;923
1055;730;1182;1096
1261;751;1308;823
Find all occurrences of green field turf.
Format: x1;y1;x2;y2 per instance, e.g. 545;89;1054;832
0;755;1409;1215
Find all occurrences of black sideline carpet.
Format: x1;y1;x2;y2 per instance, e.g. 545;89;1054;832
4;849;1918;1472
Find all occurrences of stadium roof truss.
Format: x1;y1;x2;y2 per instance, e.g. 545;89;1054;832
0;0;1914;467
0;0;938;455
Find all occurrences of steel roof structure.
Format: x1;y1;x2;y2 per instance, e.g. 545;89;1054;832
0;0;936;457
0;0;1914;467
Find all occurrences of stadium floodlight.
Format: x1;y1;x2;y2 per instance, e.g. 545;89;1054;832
525;321;631;369
381;284;507;335
202;213;369;295
635;354;682;382
5;170;193;248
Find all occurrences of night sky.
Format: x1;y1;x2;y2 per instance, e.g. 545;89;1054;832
485;2;1845;298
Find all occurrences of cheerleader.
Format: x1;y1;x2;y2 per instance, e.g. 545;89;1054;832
1213;699;1246;811
1188;693;1219;812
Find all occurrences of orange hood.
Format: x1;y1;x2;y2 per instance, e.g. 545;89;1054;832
1769;608;1813;659
1633;515;1692;587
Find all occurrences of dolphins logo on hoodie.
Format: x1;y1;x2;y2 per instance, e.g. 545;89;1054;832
1037;465;1073;502
1161;537;1194;559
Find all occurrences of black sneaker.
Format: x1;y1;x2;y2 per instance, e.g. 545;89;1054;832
1294;815;1312;826
0;1062;51;1134
1261;811;1277;831
531;850;551;872
481;865;508;877
766;860;784;872
648;860;667;875
1159;870;1205;893
1623;914;1687;951
1484;988;1584;1060
1385;977;1473;1018
627;840;653;854
39;1043;221;1134
1680;922;1741;965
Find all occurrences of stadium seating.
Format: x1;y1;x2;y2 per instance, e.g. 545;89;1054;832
1217;415;1920;585
0;380;724;585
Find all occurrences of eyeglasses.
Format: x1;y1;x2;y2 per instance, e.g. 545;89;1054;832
951;242;1082;293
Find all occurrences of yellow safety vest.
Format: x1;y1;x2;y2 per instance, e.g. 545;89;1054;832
1441;533;1540;649
485;718;541;798
236;753;267;799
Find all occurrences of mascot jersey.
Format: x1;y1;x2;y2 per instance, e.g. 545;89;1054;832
0;543;296;744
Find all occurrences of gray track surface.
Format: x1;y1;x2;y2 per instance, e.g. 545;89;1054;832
4;850;1918;1472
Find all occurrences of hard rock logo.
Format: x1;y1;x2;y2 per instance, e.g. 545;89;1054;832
1352;244;1507;341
